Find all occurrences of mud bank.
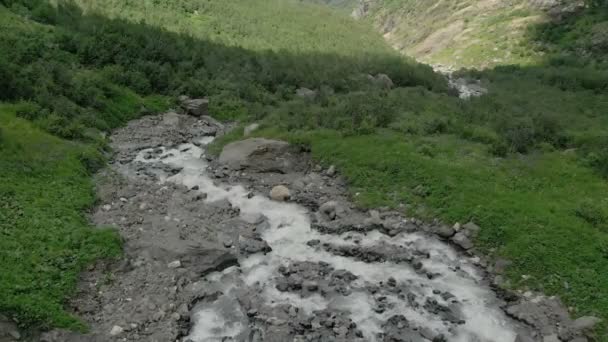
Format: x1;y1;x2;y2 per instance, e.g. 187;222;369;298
35;111;598;342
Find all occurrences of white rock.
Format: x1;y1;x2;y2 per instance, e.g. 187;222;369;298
270;185;291;201
243;123;260;136
326;165;336;177
119;197;127;203
168;260;182;269
102;204;112;211
110;325;124;336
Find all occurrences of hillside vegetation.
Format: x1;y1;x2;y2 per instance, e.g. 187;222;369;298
353;0;545;68
1;0;608;338
0;0;440;329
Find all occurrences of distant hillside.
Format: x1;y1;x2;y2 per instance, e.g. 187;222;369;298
352;0;546;68
351;0;600;69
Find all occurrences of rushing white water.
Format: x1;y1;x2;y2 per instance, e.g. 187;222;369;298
135;138;519;342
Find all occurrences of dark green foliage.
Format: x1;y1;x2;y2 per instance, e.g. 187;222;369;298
575;199;608;230
0;0;444;139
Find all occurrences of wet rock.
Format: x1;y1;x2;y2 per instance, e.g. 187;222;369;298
109;325;124;336
380;315;425;341
505;296;571;335
239;234;272;256
462;221;480;237
424;298;464;324
270;185;291;201
219;138;301;173
180;97;209;117
452;231;474;250
364;209;383;226
433;225;455;239
306;239;320;247
318;200;345;221
180;246;238;277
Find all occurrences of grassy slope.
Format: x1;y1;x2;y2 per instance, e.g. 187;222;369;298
0;0;437;330
360;0;546;68
73;0;391;56
0;103;121;330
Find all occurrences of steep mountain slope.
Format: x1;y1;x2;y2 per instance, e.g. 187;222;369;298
353;0;591;68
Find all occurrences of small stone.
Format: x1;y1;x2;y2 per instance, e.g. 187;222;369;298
119;197;127;203
326;165;336;177
168;260;182;269
304;281;318;292
171;312;181;321
270;185;291;201
453;222;461;231
110;325;124;336
102;204;112;211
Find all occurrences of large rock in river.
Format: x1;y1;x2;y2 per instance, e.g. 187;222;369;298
180;97;209;117
219;138;301;173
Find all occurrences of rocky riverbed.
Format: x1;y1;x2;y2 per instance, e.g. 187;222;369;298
29;109;600;342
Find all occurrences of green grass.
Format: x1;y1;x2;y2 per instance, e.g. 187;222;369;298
72;0;389;56
0;103;122;330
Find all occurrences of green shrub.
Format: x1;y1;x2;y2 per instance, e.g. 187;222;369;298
585;150;608;178
575;199;608;229
490;139;509;157
78;148;106;174
500;118;536;153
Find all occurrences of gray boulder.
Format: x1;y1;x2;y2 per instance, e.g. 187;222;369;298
433;225;455;239
0;315;20;342
375;73;394;89
180;246;238;277
180;97;209;117
219;138;301;173
452;231;474;250
270;185;291;201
